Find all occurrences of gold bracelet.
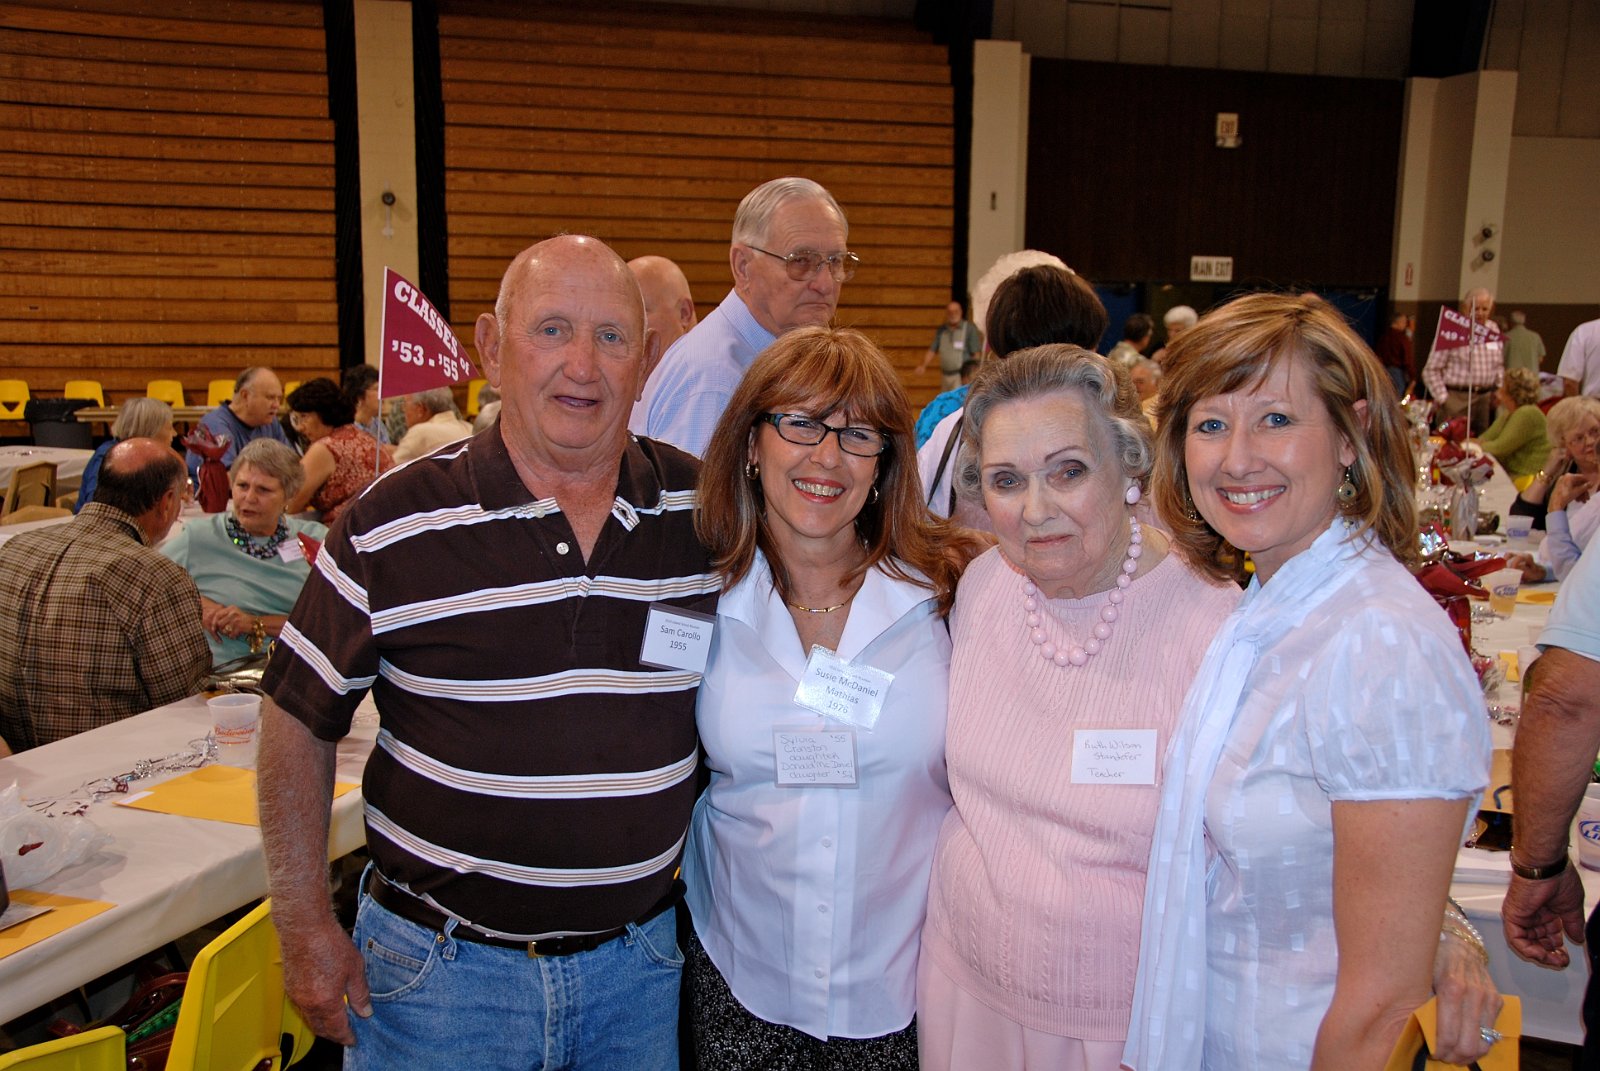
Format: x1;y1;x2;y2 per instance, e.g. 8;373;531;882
248;617;266;655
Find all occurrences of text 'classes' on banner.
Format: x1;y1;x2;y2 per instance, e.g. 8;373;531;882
379;267;476;397
1432;305;1502;352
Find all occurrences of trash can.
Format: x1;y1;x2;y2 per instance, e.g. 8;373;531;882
25;397;94;449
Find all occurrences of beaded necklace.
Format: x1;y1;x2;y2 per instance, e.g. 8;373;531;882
1022;516;1142;668
225;512;291;560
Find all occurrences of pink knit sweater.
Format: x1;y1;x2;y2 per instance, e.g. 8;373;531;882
922;546;1239;1040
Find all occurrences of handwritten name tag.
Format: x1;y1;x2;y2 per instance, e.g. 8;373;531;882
1070;728;1158;785
638;604;714;675
277;539;304;563
793;646;893;731
774;728;858;787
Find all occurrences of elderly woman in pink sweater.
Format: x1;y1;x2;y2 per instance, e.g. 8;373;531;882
917;346;1241;1070
917;344;1499;1071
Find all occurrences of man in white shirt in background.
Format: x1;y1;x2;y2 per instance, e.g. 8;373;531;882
630;177;853;456
391;387;473;463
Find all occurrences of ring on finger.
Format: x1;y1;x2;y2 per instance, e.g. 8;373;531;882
1480;1026;1503;1045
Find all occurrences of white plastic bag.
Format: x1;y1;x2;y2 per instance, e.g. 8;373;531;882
0;782;110;889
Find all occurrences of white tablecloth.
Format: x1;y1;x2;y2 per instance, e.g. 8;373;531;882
1448;557;1591;1043
0;695;374;1023
0;514;73;548
0;446;94;490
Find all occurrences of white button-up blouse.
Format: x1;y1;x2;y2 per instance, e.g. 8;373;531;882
682;551;954;1041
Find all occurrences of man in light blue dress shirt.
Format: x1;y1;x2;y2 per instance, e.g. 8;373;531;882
629;177;853;457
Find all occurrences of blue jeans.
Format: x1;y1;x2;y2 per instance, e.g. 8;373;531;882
343;890;683;1070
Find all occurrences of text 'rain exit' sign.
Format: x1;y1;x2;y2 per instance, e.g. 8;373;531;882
1190;256;1233;283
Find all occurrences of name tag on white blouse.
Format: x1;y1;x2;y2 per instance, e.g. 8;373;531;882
638;603;714;675
793;645;893;731
277;539;305;563
1070;729;1158;785
773;727;858;787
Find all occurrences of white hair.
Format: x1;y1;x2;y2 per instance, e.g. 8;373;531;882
969;250;1071;352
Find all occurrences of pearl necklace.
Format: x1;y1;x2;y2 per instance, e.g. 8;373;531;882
1022;516;1142;667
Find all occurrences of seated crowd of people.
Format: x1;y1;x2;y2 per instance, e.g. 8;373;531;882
4;174;1600;1071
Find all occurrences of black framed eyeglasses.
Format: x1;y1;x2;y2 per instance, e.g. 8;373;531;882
760;413;889;457
747;246;859;283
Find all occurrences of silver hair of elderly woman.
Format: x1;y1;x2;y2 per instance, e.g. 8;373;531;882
1546;395;1600;446
952;344;1153;505
229;438;306;501
110;397;174;441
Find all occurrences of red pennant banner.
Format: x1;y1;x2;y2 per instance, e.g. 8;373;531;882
1433;306;1502;351
379;268;476;396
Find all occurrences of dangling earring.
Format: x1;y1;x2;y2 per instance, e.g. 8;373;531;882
1181;487;1201;522
1336;466;1358;509
869;485;880;504
1124;484;1142;506
746;462;759;481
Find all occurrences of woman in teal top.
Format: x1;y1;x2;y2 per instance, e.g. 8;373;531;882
1477;367;1551;483
161;438;326;667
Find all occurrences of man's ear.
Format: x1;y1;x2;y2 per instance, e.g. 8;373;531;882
730;245;753;291
475;312;502;388
638;329;664;400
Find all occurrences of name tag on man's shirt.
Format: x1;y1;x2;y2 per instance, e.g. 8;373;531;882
638;603;714;675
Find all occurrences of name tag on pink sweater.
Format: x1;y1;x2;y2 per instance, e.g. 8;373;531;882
1070;729;1157;785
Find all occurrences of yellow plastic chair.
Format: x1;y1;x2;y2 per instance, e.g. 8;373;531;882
2;462;57;519
0;1025;126;1069
465;377;487;417
62;380;105;407
0;379;28;421
206;379;234;408
164;900;314;1071
147;380;186;408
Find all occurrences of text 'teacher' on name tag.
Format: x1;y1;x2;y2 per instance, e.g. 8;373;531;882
638;603;714;676
1070;728;1158;785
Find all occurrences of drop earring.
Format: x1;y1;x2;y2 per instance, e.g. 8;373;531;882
1336;466;1357;508
1125;484;1142;506
746;462;759;481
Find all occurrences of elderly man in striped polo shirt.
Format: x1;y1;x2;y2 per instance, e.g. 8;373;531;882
257;235;721;1068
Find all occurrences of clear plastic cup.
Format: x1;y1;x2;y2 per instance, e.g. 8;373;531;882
207;693;261;768
1485;568;1521;617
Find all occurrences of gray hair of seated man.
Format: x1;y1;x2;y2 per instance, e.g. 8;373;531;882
409;387;457;416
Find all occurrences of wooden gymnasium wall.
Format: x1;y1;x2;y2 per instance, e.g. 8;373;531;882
0;0;338;407
435;3;955;403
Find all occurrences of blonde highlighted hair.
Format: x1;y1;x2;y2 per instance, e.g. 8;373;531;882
1152;292;1417;584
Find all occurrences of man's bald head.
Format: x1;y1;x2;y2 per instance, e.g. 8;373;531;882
628;255;698;361
494;235;644;339
96;438;187;543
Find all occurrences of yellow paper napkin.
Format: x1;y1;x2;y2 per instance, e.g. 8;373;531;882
0;891;115;960
118;766;357;827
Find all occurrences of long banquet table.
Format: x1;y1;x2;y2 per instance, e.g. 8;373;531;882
0;694;375;1023
1447;505;1594;1045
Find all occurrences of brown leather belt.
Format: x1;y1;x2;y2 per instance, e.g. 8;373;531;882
366;871;679;958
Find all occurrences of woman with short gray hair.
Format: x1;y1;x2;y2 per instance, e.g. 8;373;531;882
75;397;176;512
161;438;326;667
918;345;1240;1071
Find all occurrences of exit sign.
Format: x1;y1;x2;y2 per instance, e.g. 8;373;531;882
1190;256;1233;282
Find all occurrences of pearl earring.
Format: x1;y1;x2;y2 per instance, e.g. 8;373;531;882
1124;484;1142;506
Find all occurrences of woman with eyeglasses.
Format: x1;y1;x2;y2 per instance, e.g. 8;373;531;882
283;378;393;525
683;326;980;1069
